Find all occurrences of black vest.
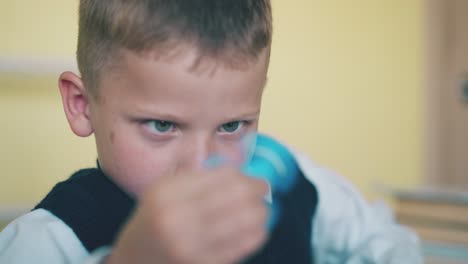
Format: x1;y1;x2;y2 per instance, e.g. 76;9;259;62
35;168;318;263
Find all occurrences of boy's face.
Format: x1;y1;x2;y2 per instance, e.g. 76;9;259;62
89;48;269;197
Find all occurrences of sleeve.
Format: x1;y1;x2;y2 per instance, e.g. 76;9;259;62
0;209;111;264
294;151;424;264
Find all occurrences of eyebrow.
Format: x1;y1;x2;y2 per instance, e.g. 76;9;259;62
224;111;260;121
127;109;260;123
127;110;186;123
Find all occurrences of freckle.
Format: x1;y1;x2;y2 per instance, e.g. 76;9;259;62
110;131;115;144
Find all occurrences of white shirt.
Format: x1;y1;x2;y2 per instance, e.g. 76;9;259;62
0;152;423;263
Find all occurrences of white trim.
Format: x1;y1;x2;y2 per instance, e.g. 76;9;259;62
0;205;30;222
0;56;78;74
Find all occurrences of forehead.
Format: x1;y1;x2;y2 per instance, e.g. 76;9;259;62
141;44;270;74
97;47;269;116
125;45;269;77
105;46;267;90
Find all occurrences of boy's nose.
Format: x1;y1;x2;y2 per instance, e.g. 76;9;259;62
177;134;216;171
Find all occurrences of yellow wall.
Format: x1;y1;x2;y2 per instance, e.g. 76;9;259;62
0;0;423;206
264;0;424;197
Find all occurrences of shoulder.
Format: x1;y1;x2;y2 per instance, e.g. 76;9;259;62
0;209;89;263
292;149;385;228
291;150;423;263
292;150;365;207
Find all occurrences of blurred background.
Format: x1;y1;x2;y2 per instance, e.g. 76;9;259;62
0;0;467;262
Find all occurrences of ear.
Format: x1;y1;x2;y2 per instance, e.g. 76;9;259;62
58;71;94;137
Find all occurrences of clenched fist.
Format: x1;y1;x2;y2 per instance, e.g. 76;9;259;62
106;166;269;264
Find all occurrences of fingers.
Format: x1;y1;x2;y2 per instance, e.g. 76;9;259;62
197;168;270;262
134;166;270;264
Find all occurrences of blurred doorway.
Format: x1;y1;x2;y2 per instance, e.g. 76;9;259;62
426;0;468;188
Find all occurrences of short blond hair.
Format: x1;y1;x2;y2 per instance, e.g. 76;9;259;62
77;0;272;97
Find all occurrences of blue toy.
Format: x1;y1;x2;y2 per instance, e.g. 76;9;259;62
205;133;299;230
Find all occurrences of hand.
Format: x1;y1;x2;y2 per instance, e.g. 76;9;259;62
106;167;269;264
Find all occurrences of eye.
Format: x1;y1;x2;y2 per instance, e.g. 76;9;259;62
145;120;175;134
219;121;246;133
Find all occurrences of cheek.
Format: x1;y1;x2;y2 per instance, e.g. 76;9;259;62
214;136;256;167
103;134;177;197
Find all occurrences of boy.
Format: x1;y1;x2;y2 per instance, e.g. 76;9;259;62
0;0;422;263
